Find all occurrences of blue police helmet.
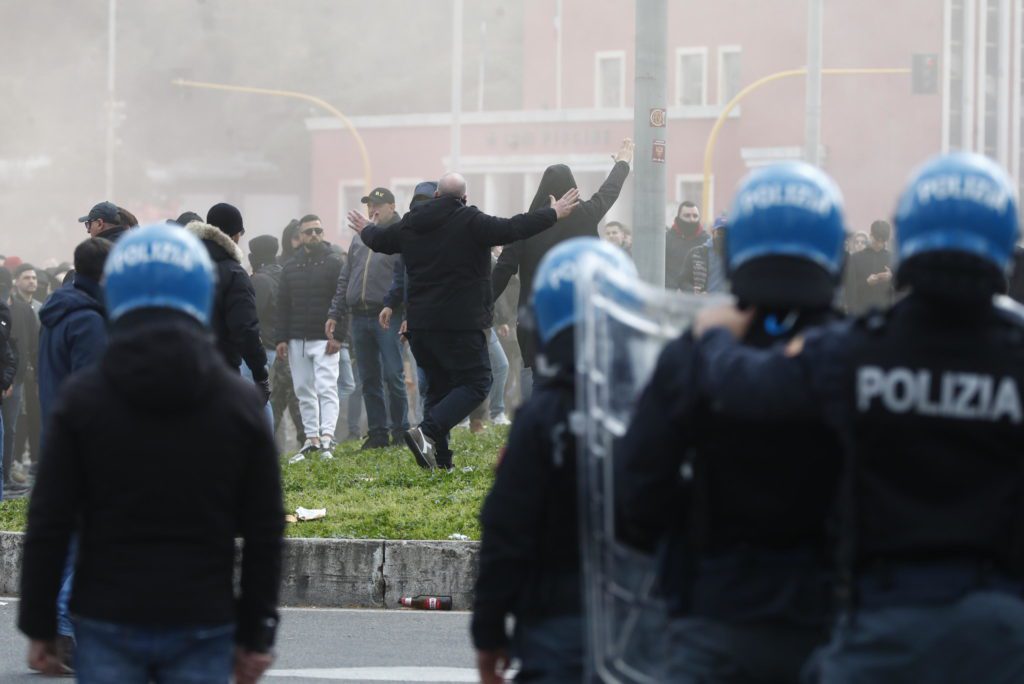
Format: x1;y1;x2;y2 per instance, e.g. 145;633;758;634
727;162;846;308
894;152;1019;274
104;224;216;325
532;237;638;345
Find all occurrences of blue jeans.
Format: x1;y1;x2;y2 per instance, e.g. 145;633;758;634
1;382;20;490
75;617;235;684
512;615;584;683
352;314;409;439
240;351;275;433
57;535;79;637
337;346;361;439
486;328;509;418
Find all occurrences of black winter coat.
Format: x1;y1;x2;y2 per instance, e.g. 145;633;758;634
361;196;557;331
186;223;268;382
276;241;344;343
491;162;629;366
665;220;707;288
10;295;38;384
472;332;580;650
251;263;282;349
18;312;283;650
0;300;17;401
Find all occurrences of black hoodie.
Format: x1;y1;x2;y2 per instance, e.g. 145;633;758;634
360;195;557;331
492;161;630;366
19;312;283;650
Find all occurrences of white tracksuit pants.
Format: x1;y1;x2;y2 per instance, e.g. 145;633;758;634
288;339;341;440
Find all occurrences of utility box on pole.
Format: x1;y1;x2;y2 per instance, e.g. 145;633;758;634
632;0;668;287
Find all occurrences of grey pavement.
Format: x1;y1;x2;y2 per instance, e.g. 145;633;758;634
0;598;480;683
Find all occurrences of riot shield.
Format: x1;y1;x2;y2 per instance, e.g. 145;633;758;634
575;256;728;683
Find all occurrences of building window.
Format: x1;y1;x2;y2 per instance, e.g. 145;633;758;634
676;174;713;219
595;51;626;108
718;46;742;105
676;48;708;106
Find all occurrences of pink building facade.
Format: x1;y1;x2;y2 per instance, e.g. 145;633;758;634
307;0;1022;250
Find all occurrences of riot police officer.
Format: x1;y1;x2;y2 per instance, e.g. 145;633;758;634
617;162;847;682
472;238;637;684
694;152;1024;682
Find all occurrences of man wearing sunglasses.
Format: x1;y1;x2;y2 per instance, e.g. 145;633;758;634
77;202;129;243
275;214;345;458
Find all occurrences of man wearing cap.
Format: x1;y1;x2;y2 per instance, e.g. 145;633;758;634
326;188;409;450
78;202;129;243
678;215;729;294
185;204;271;408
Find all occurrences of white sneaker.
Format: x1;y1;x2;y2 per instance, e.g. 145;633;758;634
319;436;335;460
492;412;512;426
288;453;306;465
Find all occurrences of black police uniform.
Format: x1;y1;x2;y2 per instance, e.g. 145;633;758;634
618;309;842;682
698;294;1024;682
471;331;584;682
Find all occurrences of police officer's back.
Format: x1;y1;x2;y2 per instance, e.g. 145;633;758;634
618;162;847;682
695;153;1024;683
472;238;637;684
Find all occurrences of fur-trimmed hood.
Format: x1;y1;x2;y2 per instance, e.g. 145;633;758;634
184;221;244;264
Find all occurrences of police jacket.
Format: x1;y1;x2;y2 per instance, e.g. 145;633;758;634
492;161;629;366
698;293;1024;588
360;196;557;331
251;263;282;350
18;311;283;650
37;275;107;425
276;241;344;343
472;331;580;650
619;310;842;621
187;222;268;383
328;215;402;320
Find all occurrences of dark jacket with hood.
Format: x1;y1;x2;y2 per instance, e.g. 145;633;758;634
360;196;557;331
472;331;581;650
37;274;107;424
491;162;629;365
666;218;707;288
10;294;39;385
186;222;268;382
18;312;283;650
276;241;345;343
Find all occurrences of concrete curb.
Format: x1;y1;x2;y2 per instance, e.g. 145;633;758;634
0;532;480;610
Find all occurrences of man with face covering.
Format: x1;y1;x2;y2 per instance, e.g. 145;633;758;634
678;215;729;294
667;201;706;288
491;138;634;399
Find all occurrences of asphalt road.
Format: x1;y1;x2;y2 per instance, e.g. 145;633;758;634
0;599;480;683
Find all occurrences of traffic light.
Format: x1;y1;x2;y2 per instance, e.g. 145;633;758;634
912;54;939;95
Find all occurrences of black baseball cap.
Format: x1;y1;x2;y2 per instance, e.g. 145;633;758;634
361;187;395;205
78;201;119;224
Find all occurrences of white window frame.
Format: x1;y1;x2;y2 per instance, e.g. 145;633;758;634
389;177;421;216
594;50;627;108
336;179;365;248
675;173;714;220
717;45;742;105
675;47;708;107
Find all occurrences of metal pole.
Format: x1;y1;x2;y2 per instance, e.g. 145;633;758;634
555;0;564;109
104;0;117;198
478;20;487;112
804;0;823;165
964;0;977;151
632;0;668;286
450;0;463;172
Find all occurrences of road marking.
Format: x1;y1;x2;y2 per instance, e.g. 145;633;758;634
267;666;477;681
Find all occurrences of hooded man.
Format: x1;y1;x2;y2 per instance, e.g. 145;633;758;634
491;139;634;397
187;203;270;405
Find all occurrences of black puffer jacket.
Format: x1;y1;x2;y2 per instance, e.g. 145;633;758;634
276;241;344;343
186;223;268;382
492;161;629;366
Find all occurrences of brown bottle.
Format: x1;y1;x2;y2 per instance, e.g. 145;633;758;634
399;595;453;610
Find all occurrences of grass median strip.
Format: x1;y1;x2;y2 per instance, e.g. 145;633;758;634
0;426;508;541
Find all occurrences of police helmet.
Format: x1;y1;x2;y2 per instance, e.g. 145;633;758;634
727;161;846;308
894;152;1019;278
104;224;216;325
532;237;638;345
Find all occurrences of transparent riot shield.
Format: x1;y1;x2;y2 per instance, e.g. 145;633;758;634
575;256;729;683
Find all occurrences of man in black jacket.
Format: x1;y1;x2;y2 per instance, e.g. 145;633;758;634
348;173;580;471
186;204;271;406
275;214;346;457
492;139;633;397
19;225;282;683
844;219;895;314
0;267;18;501
666;200;706;289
